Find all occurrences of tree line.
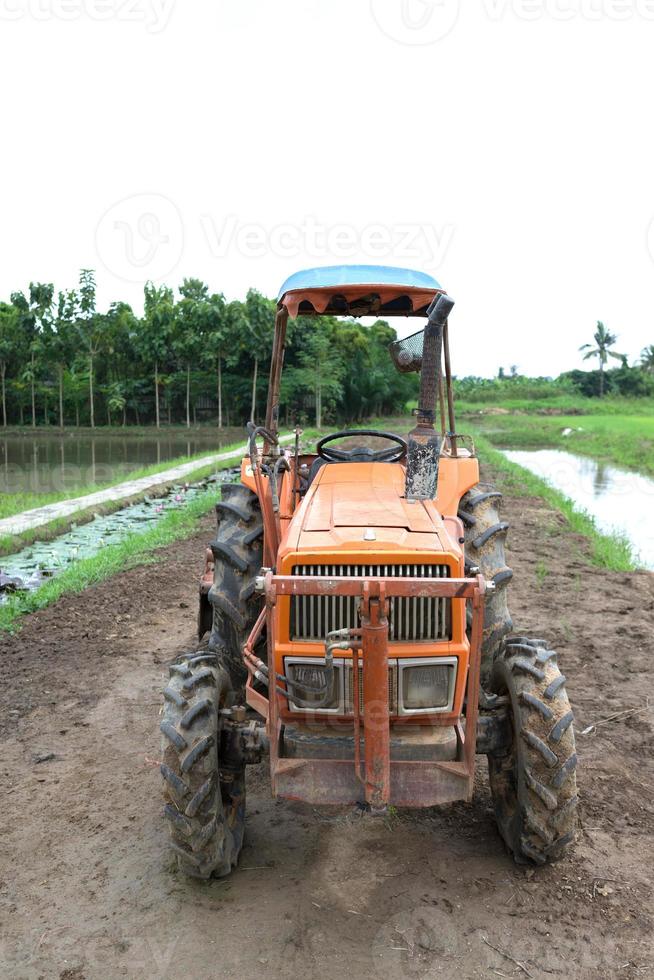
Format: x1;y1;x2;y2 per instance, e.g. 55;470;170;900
460;321;654;402
0;270;417;429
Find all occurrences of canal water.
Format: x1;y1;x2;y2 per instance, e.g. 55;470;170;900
0;429;244;494
502;448;654;570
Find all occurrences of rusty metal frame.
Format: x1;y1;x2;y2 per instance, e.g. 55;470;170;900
242;571;486;809
442;319;458;457
264;306;289;442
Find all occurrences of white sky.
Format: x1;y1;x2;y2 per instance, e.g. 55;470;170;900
2;0;654;378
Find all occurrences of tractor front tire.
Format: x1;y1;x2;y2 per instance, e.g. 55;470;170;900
487;637;578;865
160;651;246;879
460;482;513;681
208;484;264;690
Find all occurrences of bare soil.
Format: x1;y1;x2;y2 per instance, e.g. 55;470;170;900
1;465;653;979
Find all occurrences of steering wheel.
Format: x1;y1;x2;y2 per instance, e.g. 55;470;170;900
316;429;408;463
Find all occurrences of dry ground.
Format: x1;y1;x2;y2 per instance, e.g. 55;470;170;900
1;465;653;979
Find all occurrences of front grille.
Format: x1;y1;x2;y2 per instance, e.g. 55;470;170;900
345;661;398;713
289;564;450;642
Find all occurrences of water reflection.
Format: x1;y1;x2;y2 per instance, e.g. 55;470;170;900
0;429;245;493
503;449;654;570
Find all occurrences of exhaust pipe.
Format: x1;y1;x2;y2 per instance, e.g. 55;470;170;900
405;293;455;501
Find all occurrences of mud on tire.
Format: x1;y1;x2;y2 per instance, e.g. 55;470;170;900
487;637;578;865
160;651;246;879
459;482;513;680
206;484;264;689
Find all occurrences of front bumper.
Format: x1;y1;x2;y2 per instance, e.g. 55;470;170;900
242;571;487;809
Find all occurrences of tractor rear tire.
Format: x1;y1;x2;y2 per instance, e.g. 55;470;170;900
160;651;246;879
487;637;578;865
459;482;513;681
208;483;264;690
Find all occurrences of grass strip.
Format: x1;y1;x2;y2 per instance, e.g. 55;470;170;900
474;434;638;572
455;395;654;416
465;413;654;478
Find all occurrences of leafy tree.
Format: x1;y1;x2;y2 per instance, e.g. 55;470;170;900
202;291;228;427
105;381;127;426
293;320;345;427
639;345;654;374
0;302;19;426
76;269;102;427
11;282;54;426
46;290;78;428
579;321;623;397
245;289;275;421
141;283;175;428
174;279;210;428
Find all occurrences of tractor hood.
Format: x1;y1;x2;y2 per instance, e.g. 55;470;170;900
283;462;460;558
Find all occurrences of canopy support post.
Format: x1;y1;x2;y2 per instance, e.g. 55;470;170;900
443;319;457;457
265;307;289;445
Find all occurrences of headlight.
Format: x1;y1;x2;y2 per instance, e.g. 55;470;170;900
398;657;457;714
284;658;344;713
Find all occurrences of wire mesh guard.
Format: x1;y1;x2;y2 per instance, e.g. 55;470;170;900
388;328;425;374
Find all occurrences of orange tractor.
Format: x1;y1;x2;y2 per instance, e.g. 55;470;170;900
160;266;578;877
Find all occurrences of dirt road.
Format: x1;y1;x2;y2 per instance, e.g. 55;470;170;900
1;466;653;979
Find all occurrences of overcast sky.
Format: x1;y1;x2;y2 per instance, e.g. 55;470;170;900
2;0;653;377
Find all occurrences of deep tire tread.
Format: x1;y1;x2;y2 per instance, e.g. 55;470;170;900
462;483;513;682
206;484;264;688
215;500;253;524
160;654;245;879
488;637;578;865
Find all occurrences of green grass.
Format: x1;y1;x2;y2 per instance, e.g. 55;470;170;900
475;434;637;571
457;394;654;416
466;413;654;478
0;485;220;633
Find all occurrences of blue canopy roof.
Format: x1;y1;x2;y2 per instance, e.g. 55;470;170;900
278;265;441;299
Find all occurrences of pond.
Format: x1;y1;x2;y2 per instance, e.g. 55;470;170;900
502;448;654;570
0;429;245;494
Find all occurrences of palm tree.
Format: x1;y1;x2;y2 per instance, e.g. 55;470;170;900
639;344;654;374
579;321;623;397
